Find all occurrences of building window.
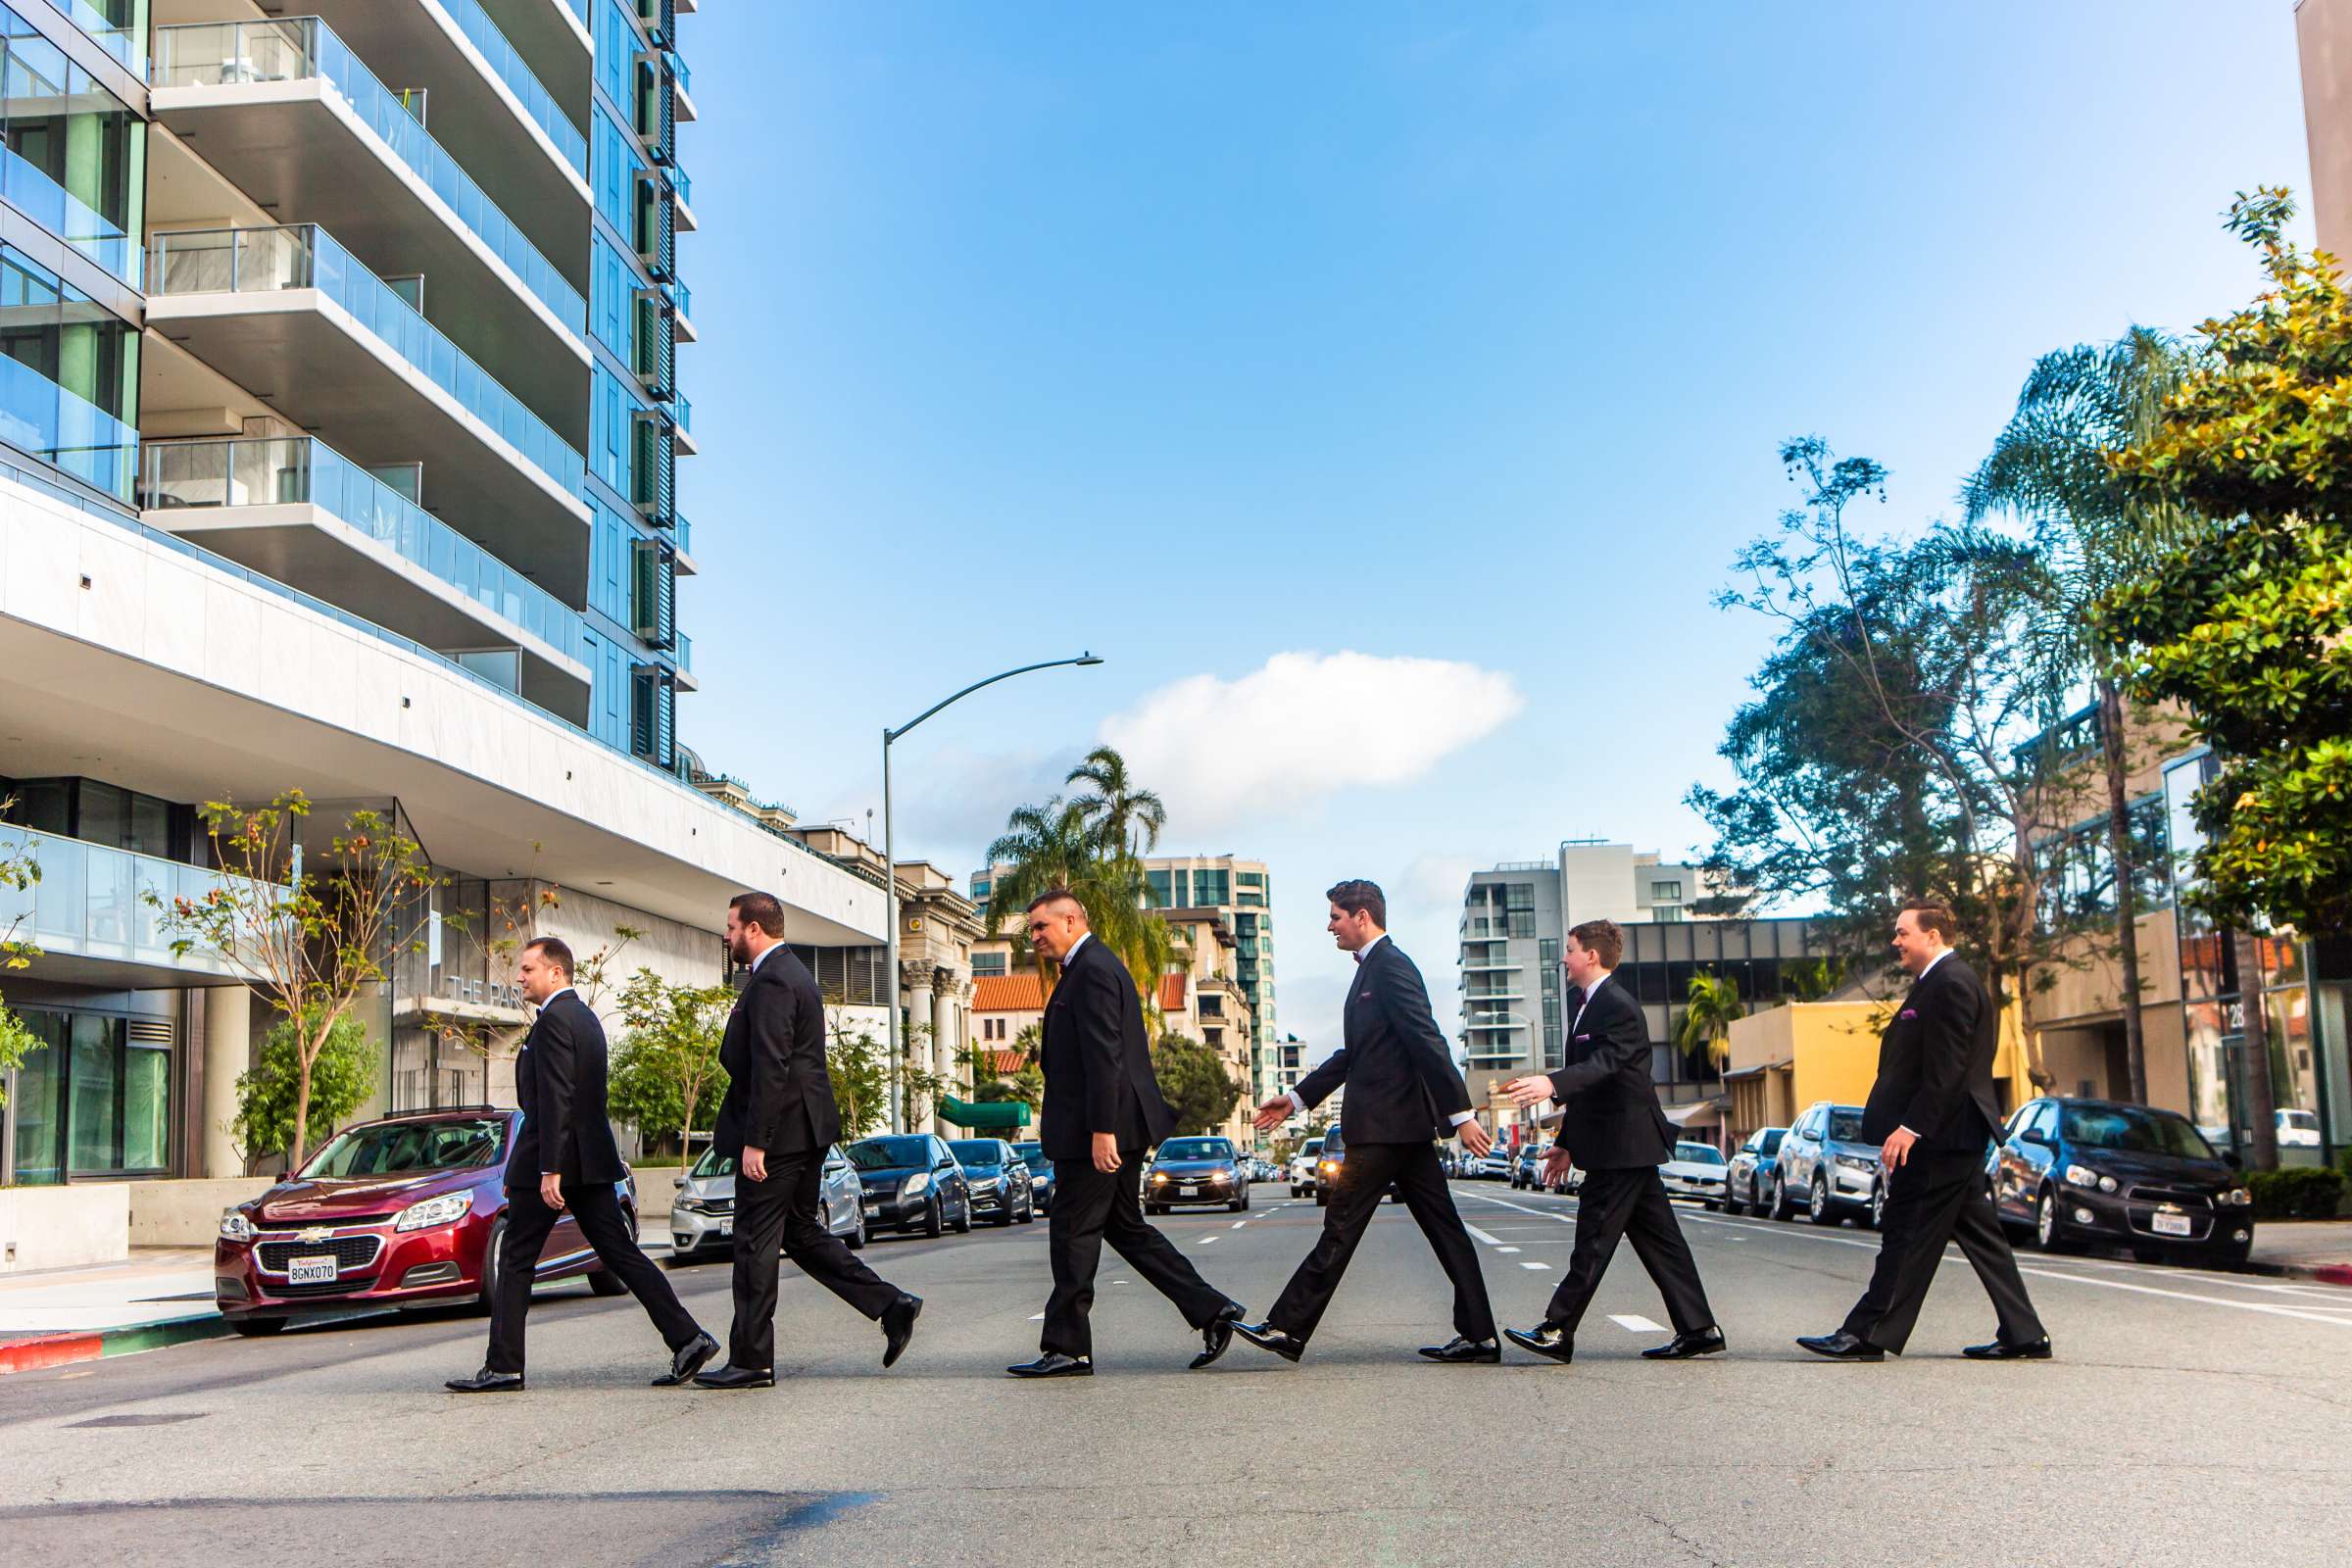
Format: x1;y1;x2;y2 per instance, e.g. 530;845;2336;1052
1652;906;1686;923
1651;880;1684;903
1508;910;1536;938
970;951;1006;978
1505;882;1535;911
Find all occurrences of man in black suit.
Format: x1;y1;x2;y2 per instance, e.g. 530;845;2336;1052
694;891;921;1390
1798;901;2049;1362
1008;890;1244;1378
1235;879;1500;1365
447;936;716;1393
1498;918;1723;1364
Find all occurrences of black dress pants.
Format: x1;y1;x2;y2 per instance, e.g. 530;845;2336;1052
1841;1147;2044;1353
486;1179;700;1374
1041;1152;1230;1359
1543;1164;1715;1336
1267;1140;1495;1346
729;1150;903;1371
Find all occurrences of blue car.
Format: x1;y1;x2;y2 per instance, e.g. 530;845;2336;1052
1011;1140;1055;1214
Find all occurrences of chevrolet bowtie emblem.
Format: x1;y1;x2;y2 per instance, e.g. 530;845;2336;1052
298;1226;333;1244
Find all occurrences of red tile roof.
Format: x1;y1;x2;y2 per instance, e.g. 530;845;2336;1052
1158;973;1188;1012
980;1049;1028;1075
973;973;1045;1011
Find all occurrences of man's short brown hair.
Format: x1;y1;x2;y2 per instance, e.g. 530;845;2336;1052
520;934;573;977
1899;900;1959;945
1325;879;1386;928
1026;888;1088;920
729;891;785;938
1567;919;1623;969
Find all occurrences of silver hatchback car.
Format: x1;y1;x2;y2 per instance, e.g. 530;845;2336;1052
669;1144;868;1259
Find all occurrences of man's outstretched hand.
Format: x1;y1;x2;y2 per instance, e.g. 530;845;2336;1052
1456;1119;1494;1158
1501;1074;1556;1111
1252;1095;1294;1133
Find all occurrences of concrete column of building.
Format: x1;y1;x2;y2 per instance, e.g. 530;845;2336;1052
200;984;253;1177
931;969;961;1136
903;962;936;1126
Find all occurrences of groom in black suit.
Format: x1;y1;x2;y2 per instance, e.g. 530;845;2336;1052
447;936;714;1393
1235;879;1500;1365
1009;890;1243;1378
693;891;921;1390
1799;901;2048;1362
1499;918;1722;1364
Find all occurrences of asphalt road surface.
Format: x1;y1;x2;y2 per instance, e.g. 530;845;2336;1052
3;1179;2347;1566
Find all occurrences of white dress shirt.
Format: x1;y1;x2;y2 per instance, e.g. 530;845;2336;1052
1568;968;1613;1033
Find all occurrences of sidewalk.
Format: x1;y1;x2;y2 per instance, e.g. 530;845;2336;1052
0;1248;225;1374
2244;1217;2352;1285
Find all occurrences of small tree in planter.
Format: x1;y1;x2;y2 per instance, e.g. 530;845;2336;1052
0;797;42;1106
234;1008;375;1172
609;967;733;1162
156;790;440;1169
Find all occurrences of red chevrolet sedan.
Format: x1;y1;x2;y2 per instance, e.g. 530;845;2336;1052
214;1107;638;1335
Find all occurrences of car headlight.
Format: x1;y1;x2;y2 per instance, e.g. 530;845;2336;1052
394;1190;474;1232
1151;1171;1169;1184
903;1172;931;1198
1320;1160;1338;1174
219;1209;255;1243
2063;1164;2107;1191
2219;1187;2253;1206
674;1195;705;1213
1835;1153;1875;1171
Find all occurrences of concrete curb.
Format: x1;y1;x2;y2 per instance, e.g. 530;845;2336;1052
0;1312;233;1376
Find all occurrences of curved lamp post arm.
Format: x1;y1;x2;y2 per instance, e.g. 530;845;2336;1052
887;653;1103;744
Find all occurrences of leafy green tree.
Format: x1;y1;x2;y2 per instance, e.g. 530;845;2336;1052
234;1008;373;1169
981;752;1181;1006
608;967;732;1156
1677;971;1746;1072
1152;1033;1243;1136
0;798;41;1107
1963;327;2202;1102
2095;186;2352;1164
156;791;440;1168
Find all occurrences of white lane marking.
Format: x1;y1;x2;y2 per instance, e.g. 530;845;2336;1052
1463;1223;1504;1246
1197;1236;1216;1246
1609;1314;1666;1333
1495;1247;1522;1254
2012;1265;2352;1328
1520;1260;1550;1271
1458;1191;1582;1226
1028;1313;1045;1320
1230;1221;1247;1230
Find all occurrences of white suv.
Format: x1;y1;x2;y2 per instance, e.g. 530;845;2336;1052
1289;1138;1324;1197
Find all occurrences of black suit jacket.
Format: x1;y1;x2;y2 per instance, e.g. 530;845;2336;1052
509;990;624;1187
1861;954;2004;1153
1542;974;1676;1170
711;945;841;1159
1038;935;1175;1160
1292;938;1473;1146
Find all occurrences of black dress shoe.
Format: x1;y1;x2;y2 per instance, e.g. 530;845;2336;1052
1417;1335;1502;1363
1962;1335;2052;1360
1191;1301;1247;1370
1642;1326;1727;1361
881;1294;923;1369
1504;1324;1575;1364
1795;1331;1885;1362
692;1362;775;1390
1005;1352;1093;1378
651;1330;720;1387
445;1366;524;1394
1232;1321;1305;1363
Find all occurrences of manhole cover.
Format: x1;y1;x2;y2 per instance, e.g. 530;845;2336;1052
65;1413;206;1429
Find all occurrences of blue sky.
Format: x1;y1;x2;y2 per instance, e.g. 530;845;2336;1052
673;2;2315;1055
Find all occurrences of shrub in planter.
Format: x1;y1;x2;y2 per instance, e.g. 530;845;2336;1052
2244;1166;2346;1220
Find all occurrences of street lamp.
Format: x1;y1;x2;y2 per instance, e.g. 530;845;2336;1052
883;653;1103;1134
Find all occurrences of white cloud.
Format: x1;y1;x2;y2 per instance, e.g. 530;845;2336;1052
1098;651;1523;831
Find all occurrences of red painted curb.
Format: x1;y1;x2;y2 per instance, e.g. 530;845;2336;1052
2311;1263;2352;1288
0;1333;103;1376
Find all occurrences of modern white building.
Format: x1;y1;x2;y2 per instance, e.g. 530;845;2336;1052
0;0;886;1187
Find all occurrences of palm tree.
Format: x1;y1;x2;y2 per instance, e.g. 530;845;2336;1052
1962;326;2204;1106
981;794;1178;1006
1066;745;1167;859
1678;971;1746;1075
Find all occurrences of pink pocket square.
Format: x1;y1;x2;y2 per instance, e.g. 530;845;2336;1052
1898;1008;1919;1020
1574;1034;1592;1043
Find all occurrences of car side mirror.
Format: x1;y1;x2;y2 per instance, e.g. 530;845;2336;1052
2020;1129;2049;1148
673;1176;687;1189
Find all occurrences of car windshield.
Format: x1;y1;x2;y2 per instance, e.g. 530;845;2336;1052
2061;1105;2217;1159
299;1118;505;1178
1826;1108;1866;1143
1675;1144;1727;1165
949;1141;1003;1167
690;1149;736;1178
1159;1139;1232;1160
848;1137;933;1171
1301;1139;1323;1156
2282;1110;2319;1129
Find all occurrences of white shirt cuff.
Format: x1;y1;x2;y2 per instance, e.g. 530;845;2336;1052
1447;1110;1476;1127
1896;1126;1918;1138
1285;1090;1304;1115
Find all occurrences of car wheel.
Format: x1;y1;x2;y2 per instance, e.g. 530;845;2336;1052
954;1196;973;1234
229;1316;287;1338
2033;1185;2069;1253
848;1208;868;1250
1767;1173;1791;1221
1722;1180;1743;1217
1241;1186;1250;1211
1018;1192;1036;1224
923;1197;944;1239
475;1216;507;1312
1868;1182;1886;1231
995;1194;1016;1227
1807;1169;1839;1225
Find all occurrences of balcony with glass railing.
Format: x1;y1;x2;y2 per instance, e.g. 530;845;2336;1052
146;225;591;597
0;100;139;290
0;824;263;982
57;0;148;77
150;17;589;362
0;348;136;501
139;436;588;684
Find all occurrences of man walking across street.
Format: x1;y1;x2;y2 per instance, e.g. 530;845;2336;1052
447;936;716;1393
1498;919;1724;1364
1797;901;2050;1363
1235;880;1500;1365
693;892;921;1389
1009;890;1246;1378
